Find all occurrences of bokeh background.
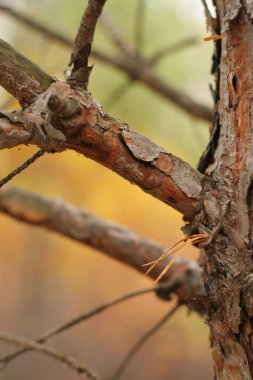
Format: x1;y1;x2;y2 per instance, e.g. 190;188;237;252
0;1;214;379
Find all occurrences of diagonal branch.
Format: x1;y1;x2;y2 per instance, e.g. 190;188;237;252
0;185;207;311
0;331;100;379
110;303;181;379
0;83;205;220
0;284;179;368
67;0;107;89
0;4;213;122
99;11;132;56
0;39;52;107
0;39;206;219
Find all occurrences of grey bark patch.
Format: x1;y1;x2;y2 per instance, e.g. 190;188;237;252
171;158;203;198
223;1;242;31
121;129;166;162
245;1;253;18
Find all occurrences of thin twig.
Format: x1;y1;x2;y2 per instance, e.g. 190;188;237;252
0;283;179;368
149;37;199;65
104;80;133;110
0;149;45;189
0;331;100;379
0;3;213;122
110;303;181;379
67;0;107;89
0;4;73;47
99;11;132;56
134;0;146;53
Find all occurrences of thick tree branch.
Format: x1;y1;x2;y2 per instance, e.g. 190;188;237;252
0;39;205;219
0;185;207;312
0;39;52;107
0;5;213;122
67;0;107;89
0;82;205;219
0;331;100;379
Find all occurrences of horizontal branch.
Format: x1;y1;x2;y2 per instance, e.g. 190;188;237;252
94;53;213;122
0;331;100;379
0;185;206;312
0;5;213;122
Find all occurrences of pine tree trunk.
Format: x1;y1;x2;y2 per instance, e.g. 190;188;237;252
199;2;253;378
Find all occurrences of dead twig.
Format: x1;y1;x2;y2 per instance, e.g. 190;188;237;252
0;283;179;368
67;0;107;89
0;3;213;122
100;11;132;56
0;149;45;189
0;331;100;379
110;303;181;379
134;0;146;53
149;36;199;65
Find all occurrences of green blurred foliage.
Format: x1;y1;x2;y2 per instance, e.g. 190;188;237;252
0;1;213;379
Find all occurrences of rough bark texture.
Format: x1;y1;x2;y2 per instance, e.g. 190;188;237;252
0;39;52;107
0;80;204;219
0;4;213;122
2;2;253;377
196;1;253;378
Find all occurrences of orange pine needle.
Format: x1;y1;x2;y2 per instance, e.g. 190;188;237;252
204;34;224;41
143;234;209;283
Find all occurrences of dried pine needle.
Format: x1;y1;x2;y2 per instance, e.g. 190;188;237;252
204;34;224;41
143;234;209;283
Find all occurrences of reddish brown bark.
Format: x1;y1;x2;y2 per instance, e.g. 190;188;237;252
196;2;253;378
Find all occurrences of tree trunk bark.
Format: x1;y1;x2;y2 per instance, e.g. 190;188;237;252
198;1;253;378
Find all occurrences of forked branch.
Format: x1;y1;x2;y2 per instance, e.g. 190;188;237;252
0;4;213;122
0;331;100;379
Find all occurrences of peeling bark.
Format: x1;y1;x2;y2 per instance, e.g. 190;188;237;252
0;80;204;219
197;2;253;378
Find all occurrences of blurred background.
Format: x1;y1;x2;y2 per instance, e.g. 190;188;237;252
0;1;213;379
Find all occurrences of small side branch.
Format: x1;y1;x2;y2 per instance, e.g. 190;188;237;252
0;149;45;188
67;0;107;89
0;6;213;122
110;303;181;379
0;331;100;379
0;284;177;367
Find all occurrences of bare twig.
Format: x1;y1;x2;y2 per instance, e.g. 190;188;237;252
104;80;133;110
149;37;199;65
0;4;213;122
0;149;45;189
100;12;132;56
134;0;146;53
0;284;179;368
67;0;107;89
94;54;213;121
110;303;181;379
0;4;73;47
0;331;100;379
